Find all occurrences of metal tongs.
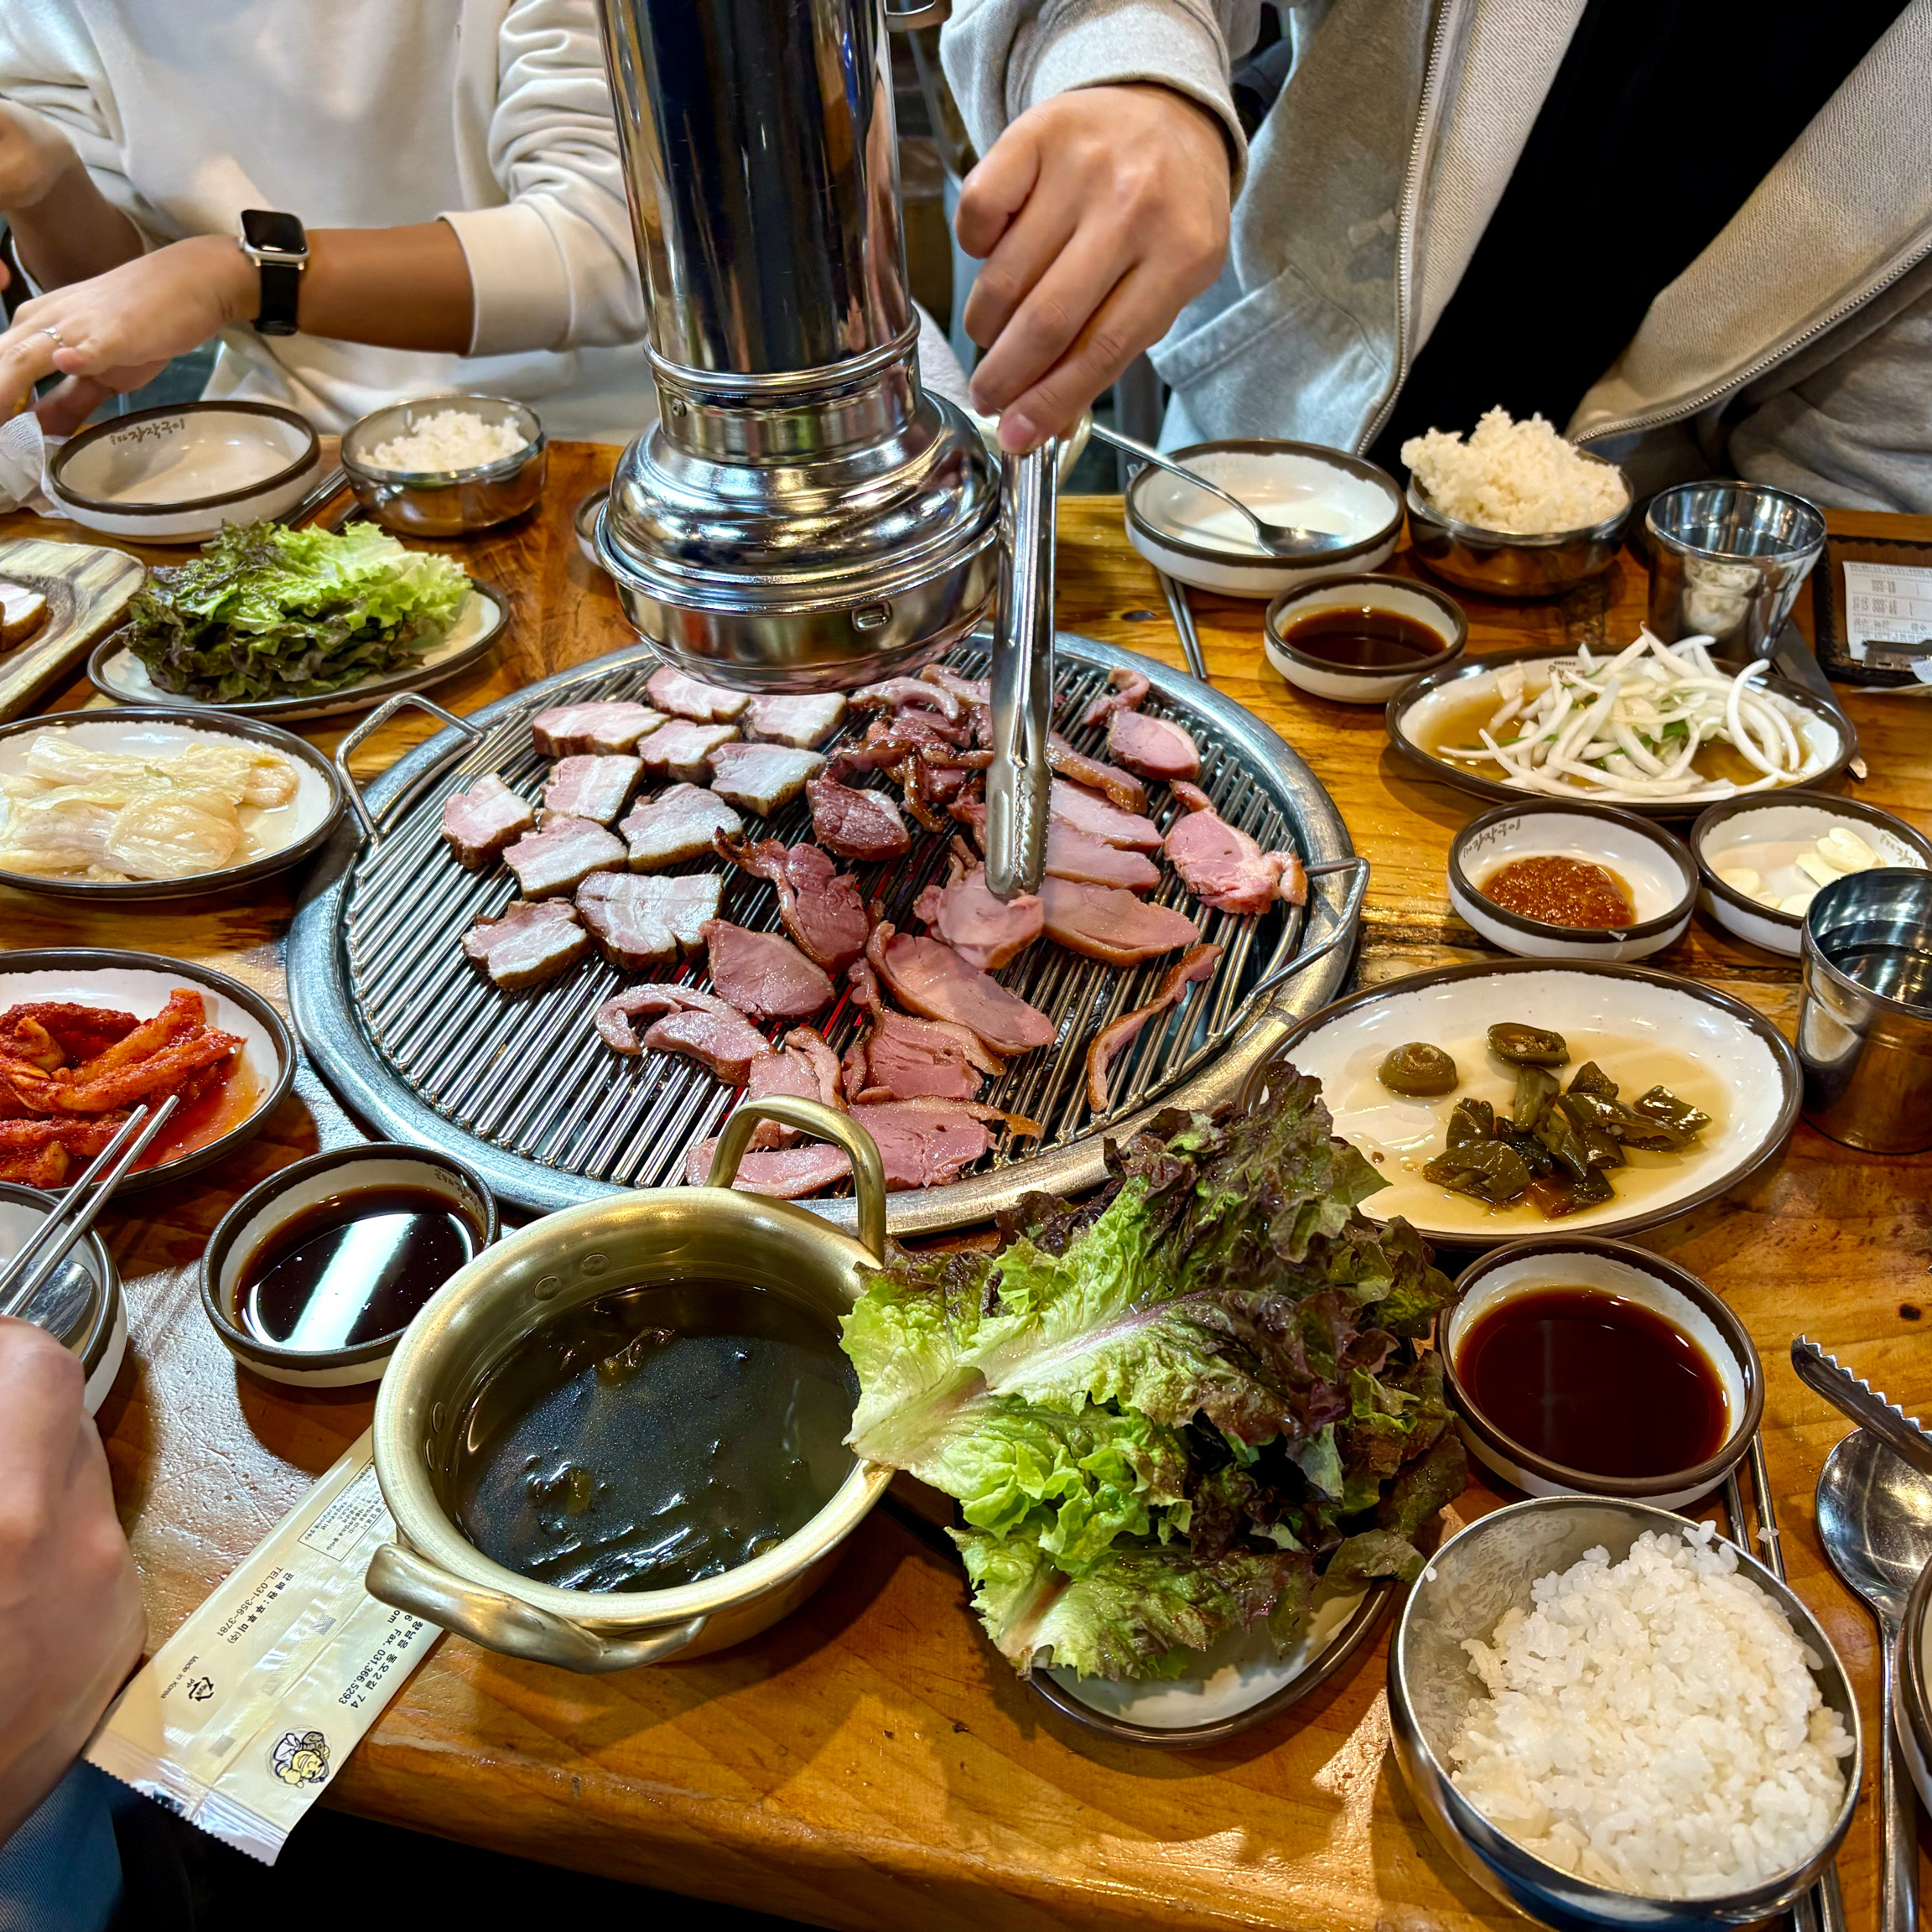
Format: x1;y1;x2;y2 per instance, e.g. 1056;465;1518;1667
984;439;1060;901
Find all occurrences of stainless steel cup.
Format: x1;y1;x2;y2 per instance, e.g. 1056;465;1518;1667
1797;869;1932;1152
1644;481;1826;657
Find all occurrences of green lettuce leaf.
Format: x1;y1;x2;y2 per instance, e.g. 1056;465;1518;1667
126;521;469;702
953;1529;1314;1680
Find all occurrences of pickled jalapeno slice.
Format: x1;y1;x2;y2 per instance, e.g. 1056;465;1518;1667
1487;1023;1570;1067
1376;1041;1460;1096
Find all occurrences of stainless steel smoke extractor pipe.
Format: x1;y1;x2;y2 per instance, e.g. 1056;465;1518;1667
593;0;1055;893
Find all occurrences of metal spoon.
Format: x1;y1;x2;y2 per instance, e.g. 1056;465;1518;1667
1088;422;1352;556
1816;1427;1932;1932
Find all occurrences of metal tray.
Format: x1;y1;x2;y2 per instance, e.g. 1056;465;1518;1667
288;631;1358;1232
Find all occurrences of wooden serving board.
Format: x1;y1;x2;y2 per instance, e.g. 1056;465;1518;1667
3;454;1929;1930
0;535;147;724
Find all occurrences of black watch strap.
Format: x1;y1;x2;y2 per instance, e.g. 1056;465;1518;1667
254;260;302;337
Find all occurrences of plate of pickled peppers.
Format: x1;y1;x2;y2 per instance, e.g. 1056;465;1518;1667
1270;959;1800;1247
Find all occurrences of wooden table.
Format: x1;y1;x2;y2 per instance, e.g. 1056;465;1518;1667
6;446;1930;1931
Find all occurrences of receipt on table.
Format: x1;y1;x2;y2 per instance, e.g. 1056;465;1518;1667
85;1431;439;1863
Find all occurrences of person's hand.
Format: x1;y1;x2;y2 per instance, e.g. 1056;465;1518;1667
958;84;1233;453
0;1318;143;1846
0;235;255;432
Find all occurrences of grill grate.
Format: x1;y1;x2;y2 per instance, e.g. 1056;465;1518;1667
293;632;1353;1228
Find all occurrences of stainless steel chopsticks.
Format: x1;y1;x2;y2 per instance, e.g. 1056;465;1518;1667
1157;570;1211;683
0;1096;177;1323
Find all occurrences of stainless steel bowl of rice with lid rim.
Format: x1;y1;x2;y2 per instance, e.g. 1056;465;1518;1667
1389;1493;1861;1930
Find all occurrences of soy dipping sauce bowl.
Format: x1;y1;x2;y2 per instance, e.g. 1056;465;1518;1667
1389;1494;1860;1930
200;1144;497;1388
1440;1237;1761;1510
1264;573;1465;704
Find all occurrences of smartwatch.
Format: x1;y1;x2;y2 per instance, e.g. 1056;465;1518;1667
236;209;309;337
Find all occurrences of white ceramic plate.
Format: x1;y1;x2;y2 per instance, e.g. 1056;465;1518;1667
1275;962;1799;1247
44;402;321;543
1387;646;1852;818
89;581;506;723
0;710;343;901
0;951;294;1192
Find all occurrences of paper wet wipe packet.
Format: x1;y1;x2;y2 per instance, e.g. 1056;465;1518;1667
86;1431;439;1863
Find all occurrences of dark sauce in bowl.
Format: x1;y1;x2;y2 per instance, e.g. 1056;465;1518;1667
237;1185;475;1350
447;1281;858;1594
1455;1285;1728;1478
1277;605;1448;670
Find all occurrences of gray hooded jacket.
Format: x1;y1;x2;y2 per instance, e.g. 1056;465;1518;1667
941;0;1932;511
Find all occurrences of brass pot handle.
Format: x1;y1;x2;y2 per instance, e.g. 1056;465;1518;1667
366;1543;706;1675
707;1097;888;1263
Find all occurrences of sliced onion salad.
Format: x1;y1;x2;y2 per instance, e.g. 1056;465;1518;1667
1439;629;1831;803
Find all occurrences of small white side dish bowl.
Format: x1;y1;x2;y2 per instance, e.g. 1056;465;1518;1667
1691;791;1932;957
1440;1237;1760;1509
1389;1495;1860;1930
45;402;320;543
0;709;344;903
0;1183;124;1414
1448;800;1696;961
1126;440;1404;599
1263;573;1465;704
200;1143;497;1387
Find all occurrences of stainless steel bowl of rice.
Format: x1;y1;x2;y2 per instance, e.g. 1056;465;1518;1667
1389;1495;1860;1929
1403;409;1633;601
341;394;547;537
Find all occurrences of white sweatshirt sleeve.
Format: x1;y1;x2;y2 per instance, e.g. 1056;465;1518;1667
439;0;647;359
940;0;1256;183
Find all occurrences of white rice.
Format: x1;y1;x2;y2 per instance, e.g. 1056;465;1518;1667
365;408;527;475
1402;408;1627;535
1447;1523;1852;1898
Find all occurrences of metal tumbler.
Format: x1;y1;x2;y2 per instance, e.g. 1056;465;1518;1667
1797;869;1932;1152
1645;481;1826;658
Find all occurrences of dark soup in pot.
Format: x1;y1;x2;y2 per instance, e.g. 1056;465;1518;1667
1454;1285;1727;1478
446;1280;858;1593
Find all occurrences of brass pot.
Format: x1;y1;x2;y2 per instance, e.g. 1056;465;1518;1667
366;1099;891;1672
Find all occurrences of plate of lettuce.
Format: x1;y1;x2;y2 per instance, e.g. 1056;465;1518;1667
88;521;503;722
840;1069;1467;1743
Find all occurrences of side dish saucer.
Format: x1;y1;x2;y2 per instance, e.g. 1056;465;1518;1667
88;580;507;724
1264;959;1800;1249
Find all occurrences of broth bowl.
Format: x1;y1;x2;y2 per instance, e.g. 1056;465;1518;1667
1389;1494;1860;1929
366;1098;892;1671
1440;1237;1761;1509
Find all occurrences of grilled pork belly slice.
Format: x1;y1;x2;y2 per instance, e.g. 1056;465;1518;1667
1164;781;1307;914
865;921;1057;1057
1078;667;1151;731
638;719;739;784
442;772;535;870
850;676;963;724
595;984;768;1079
683;1139;853;1197
576;871;722;969
1107;707;1200;783
701;919;834;1021
715;833;869;971
842;957;1003;1103
921;665;990;706
1084;942;1221;1112
744;692;848;749
644;665;750;722
619;783;743;870
1038;877;1200;966
503;815;626;898
531;701;666;757
1047;733;1145;813
807;776;910;861
913;848;1042;972
540;753;642;825
461;898;589;989
707;741;826;816
1048;779;1163;850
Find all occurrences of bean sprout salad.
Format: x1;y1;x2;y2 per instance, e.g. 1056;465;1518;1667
1436;629;1832;803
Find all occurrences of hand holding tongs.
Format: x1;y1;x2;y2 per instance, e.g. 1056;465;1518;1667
0;1098;177;1325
